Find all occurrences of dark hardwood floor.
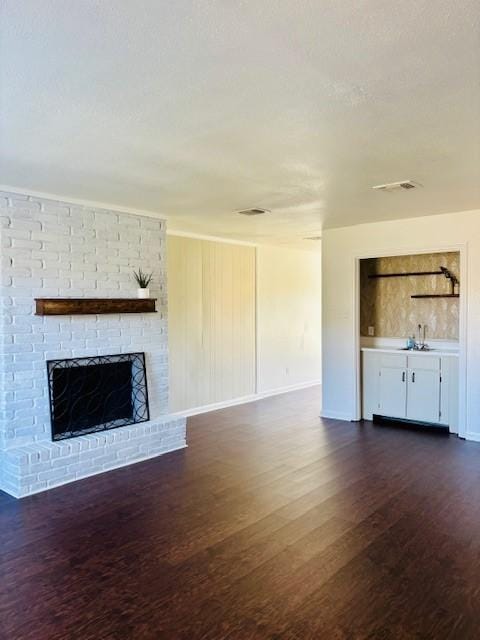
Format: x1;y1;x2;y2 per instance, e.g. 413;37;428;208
1;386;480;639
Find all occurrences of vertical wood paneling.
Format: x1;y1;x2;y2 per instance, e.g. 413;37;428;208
167;236;203;410
168;236;255;412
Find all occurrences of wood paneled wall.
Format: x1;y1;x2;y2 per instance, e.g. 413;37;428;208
167;236;256;412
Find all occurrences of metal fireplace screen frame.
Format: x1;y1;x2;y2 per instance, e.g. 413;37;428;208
47;352;150;441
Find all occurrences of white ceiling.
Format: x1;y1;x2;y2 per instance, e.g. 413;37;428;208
1;1;479;247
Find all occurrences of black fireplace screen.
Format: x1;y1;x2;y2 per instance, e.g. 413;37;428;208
47;353;150;440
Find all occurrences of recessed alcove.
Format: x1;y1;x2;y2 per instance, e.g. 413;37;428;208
360;252;460;340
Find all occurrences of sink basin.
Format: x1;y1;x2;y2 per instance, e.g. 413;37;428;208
398;347;435;352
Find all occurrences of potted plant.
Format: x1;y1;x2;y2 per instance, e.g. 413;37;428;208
133;268;153;299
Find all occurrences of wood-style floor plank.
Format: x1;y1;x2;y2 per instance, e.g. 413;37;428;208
1;386;480;639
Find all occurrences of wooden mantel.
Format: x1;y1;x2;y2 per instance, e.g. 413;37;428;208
35;298;157;316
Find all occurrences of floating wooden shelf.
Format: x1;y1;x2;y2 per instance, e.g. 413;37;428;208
35;298;157;316
369;271;444;278
369;266;460;298
411;294;459;299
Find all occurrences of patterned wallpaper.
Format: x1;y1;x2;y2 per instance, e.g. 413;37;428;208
360;252;460;340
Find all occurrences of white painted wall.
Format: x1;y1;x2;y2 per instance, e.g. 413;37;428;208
322;208;480;441
256;245;322;393
168;236;322;414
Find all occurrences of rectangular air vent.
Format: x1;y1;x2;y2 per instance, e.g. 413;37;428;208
237;208;270;216
372;180;419;192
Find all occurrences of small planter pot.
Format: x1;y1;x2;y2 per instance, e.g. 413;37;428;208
137;288;150;299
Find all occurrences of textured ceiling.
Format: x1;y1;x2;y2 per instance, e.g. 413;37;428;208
1;1;479;246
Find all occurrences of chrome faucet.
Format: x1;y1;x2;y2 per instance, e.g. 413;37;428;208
414;323;429;350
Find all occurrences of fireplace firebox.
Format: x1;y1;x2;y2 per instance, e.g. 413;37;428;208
47;353;149;440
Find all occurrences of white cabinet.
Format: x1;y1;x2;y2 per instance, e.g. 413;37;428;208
362;349;458;430
406;369;440;423
440;357;459;434
379;366;406;418
405;354;441;423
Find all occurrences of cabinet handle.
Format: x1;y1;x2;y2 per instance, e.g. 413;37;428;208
412;372;415;383
402;371;405;382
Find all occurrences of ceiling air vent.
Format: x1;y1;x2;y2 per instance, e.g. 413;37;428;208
237;207;270;216
372;180;419;192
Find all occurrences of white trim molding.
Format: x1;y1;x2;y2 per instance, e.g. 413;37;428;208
172;381;322;419
321;409;353;421
463;432;480;443
167;229;258;247
0;184;166;220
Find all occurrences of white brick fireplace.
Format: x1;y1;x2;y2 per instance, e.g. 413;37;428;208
0;191;186;498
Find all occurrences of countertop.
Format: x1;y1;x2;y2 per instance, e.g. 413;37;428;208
361;346;459;357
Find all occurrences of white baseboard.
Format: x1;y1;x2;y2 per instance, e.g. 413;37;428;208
321;409;353;421
464;431;480;443
172;380;322;418
256;379;322;400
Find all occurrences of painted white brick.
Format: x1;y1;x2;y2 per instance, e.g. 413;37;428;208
4;230;33;242
47;474;76;487
78;447;105;461
11;218;41;232
29;461;53;473
51;454;80;468
68;460;93;474
93;453;118;467
11;238;42;250
41;203;71;216
37;467;70;482
0;191;185;498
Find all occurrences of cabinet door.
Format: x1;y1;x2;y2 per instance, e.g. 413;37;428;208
440;357;459;432
406;369;440;423
362;351;380;420
379;368;407;419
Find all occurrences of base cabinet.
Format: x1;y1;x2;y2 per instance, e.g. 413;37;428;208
379;367;406;419
406;369;441;423
362;350;458;430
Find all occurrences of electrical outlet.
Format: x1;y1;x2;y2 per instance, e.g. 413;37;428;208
368;326;375;336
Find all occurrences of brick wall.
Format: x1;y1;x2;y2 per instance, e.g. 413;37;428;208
0;191;186;497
